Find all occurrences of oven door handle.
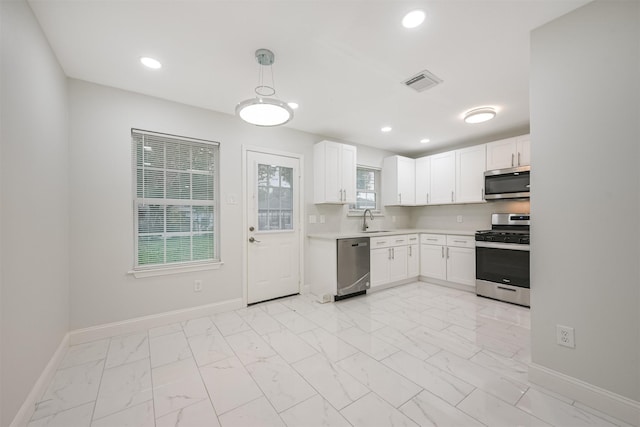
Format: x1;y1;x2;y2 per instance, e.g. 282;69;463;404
475;241;530;251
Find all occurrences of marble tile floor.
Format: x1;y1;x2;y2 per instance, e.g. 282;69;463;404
27;282;632;427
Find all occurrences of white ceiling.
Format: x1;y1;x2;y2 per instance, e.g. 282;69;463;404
28;0;588;156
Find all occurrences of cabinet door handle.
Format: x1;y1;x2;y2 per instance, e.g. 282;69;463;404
511;153;515;167
441;246;444;258
451;191;454;202
399;193;402;204
518;152;521;166
481;188;484;200
409;246;412;257
446;247;450;258
426;193;429;204
388;248;392;260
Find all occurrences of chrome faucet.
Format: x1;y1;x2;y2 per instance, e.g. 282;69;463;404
362;209;374;231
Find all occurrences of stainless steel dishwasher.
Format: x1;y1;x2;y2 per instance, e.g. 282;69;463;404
336;237;370;300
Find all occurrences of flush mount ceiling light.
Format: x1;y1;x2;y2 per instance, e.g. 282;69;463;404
464;107;497;124
236;49;293;127
402;10;426;28
140;56;162;69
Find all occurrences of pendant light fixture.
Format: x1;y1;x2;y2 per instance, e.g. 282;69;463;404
236;49;294;127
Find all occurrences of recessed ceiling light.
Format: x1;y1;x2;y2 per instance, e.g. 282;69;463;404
381;126;392;132
464;107;497;124
140;57;162;69
402;10;426;29
288;102;299;110
420;139;430;144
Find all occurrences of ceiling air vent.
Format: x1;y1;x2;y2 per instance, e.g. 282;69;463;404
402;69;443;92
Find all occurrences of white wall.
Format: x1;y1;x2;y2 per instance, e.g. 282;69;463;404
0;1;70;425
411;200;531;232
68;80;312;329
530;0;639;403
67;80;398;329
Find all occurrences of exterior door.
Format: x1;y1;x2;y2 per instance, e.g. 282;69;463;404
246;150;300;304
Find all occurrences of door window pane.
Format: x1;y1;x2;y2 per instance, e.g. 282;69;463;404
257;163;294;231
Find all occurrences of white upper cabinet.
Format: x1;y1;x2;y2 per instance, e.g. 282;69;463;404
429;151;456;204
314;140;357;204
455;144;486;203
382;155;416;206
516;134;531;167
415;156;431;205
486;134;531;170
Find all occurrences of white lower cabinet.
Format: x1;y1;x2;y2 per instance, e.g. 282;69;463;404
370;234;418;289
420;242;446;280
370;247;391;288
407;243;419;278
420;234;475;288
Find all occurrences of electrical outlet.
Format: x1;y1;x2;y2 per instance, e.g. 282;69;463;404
319;215;325;224
194;280;203;292
556;325;575;348
309;215;317;224
392;216;396;223
457;215;463;223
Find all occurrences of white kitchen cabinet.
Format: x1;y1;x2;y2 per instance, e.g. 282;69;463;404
313;140;357;204
382;156;415;206
446;246;475;287
516;134;531;166
455;144;486;203
486;134;530;170
420;233;475;289
429;151;456;204
407;235;419;277
369;234;418;289
370;247;391;288
415;156;431;205
388;245;408;283
419;234;447;280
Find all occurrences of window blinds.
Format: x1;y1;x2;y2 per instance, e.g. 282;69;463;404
132;129;219;268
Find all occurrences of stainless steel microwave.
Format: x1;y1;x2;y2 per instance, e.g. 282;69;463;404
484;166;530;200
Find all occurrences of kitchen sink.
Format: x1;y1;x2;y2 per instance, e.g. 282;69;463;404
361;230;390;233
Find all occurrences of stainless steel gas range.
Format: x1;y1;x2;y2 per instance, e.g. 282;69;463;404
475;213;530;307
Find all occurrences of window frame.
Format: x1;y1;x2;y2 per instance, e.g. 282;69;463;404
131;129;220;274
349;165;382;213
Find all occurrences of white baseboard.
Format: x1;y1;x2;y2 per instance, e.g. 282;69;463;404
529;362;640;426
69;298;244;345
10;333;70;427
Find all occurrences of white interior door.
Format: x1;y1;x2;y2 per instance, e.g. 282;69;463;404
246;150;301;304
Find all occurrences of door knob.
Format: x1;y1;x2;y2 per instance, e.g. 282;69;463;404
249;237;261;243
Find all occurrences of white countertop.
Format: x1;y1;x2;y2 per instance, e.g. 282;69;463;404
307;228;476;240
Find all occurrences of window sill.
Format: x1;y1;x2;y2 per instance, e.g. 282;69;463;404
347;210;384;217
129;261;224;278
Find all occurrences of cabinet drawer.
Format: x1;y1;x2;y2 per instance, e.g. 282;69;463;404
406;234;419;244
370;236;392;248
446;235;475;248
389;235;408;247
370;234;409;248
420;234;446;245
